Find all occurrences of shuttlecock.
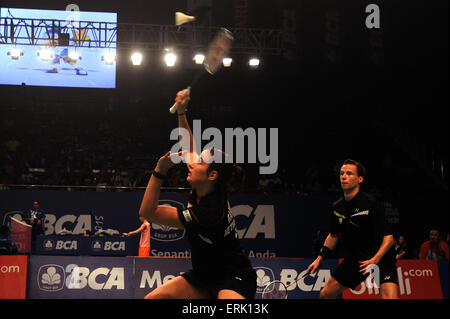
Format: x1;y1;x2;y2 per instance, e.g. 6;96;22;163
175;12;196;26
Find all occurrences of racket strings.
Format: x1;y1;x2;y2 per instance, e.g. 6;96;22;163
262;281;288;299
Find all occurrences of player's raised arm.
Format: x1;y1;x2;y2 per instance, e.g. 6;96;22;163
175;89;198;164
138;151;184;229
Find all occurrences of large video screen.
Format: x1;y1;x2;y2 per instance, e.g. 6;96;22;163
0;8;117;88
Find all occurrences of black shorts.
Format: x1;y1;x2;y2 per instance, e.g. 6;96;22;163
181;268;257;299
332;256;398;290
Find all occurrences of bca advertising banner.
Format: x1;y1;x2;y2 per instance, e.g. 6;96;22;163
251;258;340;299
342;260;444;299
28;255;134;299
34;235;139;256
134;257;193;299
0;190;332;258
0;255;28;299
133;257;340;299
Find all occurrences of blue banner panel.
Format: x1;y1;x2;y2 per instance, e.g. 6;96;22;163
132;257;339;299
28;255;134;299
0;190;333;258
438;261;449;299
251;258;340;299
134;257;193;299
33;235;139;256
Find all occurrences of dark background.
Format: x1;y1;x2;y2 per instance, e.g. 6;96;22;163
0;1;448;256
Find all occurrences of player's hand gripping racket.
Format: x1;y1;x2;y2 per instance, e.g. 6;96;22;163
261;271;311;299
169;28;234;114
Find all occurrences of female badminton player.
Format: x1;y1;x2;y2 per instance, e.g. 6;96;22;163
138;90;256;299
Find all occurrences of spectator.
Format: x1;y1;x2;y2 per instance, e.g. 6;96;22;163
419;229;449;261
0;225;18;255
394;235;410;260
26;201;46;240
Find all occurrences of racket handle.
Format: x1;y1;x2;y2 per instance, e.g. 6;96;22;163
169;86;191;114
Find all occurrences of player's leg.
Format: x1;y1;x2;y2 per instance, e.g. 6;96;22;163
138;247;150;257
380;282;399;299
145;275;210;299
217;289;245;299
378;255;399;299
319;276;348;299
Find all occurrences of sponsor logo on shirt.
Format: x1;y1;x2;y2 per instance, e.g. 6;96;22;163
151;200;186;242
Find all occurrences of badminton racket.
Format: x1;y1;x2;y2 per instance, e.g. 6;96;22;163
261;271;311;299
169;27;234;114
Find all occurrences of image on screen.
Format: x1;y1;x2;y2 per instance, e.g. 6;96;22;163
0;8;117;88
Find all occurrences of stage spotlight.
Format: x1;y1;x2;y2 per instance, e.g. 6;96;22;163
131;52;143;66
164;52;177;67
102;52;116;65
249;58;260;67
68;51;80;61
38;48;53;61
222;57;232;67
7;48;23;60
193;53;205;64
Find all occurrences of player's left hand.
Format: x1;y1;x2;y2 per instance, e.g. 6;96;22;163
156;151;184;174
359;257;379;275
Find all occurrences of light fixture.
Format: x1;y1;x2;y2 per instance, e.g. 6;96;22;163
164;51;177;67
222;57;232;67
249;58;260;67
38;48;53;61
193;53;205;64
7;48;23;60
131;52;143;66
102;51;116;65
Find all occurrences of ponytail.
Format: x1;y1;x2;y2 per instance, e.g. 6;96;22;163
226;165;246;193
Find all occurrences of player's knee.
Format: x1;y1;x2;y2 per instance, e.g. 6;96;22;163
319;288;332;299
145;288;173;299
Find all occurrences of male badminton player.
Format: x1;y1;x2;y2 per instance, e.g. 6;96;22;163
138;90;256;299
306;159;399;299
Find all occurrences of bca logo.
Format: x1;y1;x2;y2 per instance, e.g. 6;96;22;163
38;264;65;292
254;267;275;295
43;239;55;250
92;240;103;251
151;200;186;242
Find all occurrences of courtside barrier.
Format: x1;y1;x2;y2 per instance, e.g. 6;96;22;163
2;256;446;299
0;255;28;299
342;260;445;299
27;255;134;299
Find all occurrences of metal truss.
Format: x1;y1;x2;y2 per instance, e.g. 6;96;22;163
0;16;287;55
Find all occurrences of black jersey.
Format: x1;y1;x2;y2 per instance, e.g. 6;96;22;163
177;187;253;280
329;191;395;260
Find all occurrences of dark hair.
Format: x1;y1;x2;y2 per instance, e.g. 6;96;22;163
206;149;246;193
342;159;366;177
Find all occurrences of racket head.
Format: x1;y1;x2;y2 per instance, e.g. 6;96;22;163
204;28;234;75
261;280;288;299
